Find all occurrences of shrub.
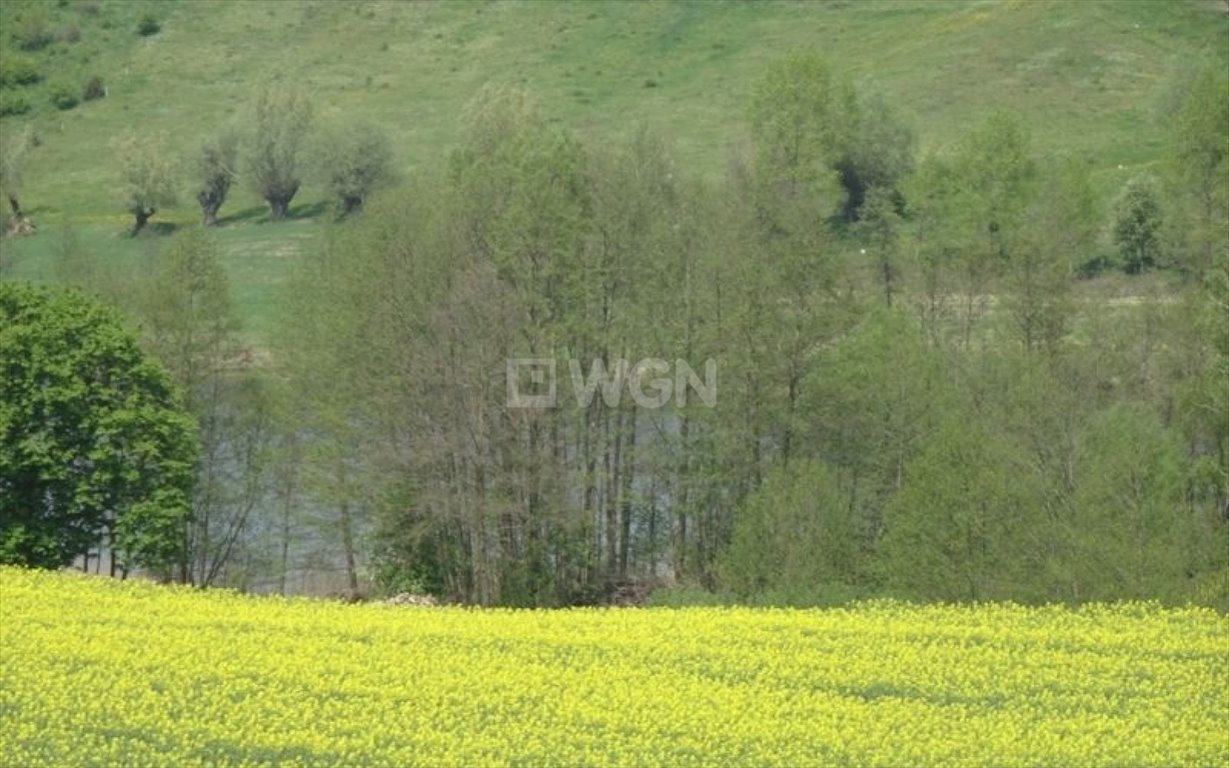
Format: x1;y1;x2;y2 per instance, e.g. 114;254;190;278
137;14;160;36
15;14;54;51
49;83;78;111
1075;253;1118;280
57;24;82;44
0;54;42;87
1112;176;1164;275
81;75;105;101
0;92;31;117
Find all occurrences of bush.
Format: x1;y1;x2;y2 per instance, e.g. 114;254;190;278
0;92;31;117
57;24;82;44
137;14;160;36
15;14;54;51
49;83;78;111
0;54;43;87
1075;253;1118;280
1112;176;1164;275
81;75;105;101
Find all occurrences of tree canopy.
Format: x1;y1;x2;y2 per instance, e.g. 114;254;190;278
0;282;197;573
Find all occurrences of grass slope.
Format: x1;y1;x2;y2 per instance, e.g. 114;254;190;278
0;0;1226;342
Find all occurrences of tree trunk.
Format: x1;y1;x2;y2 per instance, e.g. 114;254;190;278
619;409;635;577
268;196;292;221
604;411;619;582
882;255;894;307
8;194;21;218
340;499;359;597
200;200;221;227
131;207;154;237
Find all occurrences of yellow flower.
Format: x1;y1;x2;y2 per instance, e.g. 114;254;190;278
1;567;1226;767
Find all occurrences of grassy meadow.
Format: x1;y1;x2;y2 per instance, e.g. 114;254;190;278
1;0;1227;344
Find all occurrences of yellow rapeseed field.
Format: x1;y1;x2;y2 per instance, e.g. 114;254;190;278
2;567;1227;767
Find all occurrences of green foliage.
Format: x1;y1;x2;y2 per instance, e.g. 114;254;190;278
879;415;1048;602
1067;404;1189;601
14;12;53;51
0;282;197;571
137;14;160;37
0;91;31;118
1006;157;1093;350
0;7;1221;607
116;132;178;234
1112;176;1164;274
0;52;42;87
0;124;33;201
317;121;394;216
748;51;850;223
247;88;313;220
48;81;78;111
1167;66;1229;279
748;54;915;224
955;111;1037;253
854;185;905;305
839;90;915;221
720;460;860;600
57;23;81;45
195;131;239;226
81;74;104;101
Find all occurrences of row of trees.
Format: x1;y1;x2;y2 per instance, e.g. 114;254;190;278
0;87;395;237
3;54;1225;608
123;89;394;234
273;56;1227;606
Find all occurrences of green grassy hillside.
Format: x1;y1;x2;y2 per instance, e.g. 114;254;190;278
1;0;1226;342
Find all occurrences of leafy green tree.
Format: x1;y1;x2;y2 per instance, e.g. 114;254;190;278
1168;67;1229;279
1007;158;1093;351
446;86;592;602
838;90;915;222
878;415;1047;602
0;282;197;573
956;111;1037;251
904;151;967;344
1112;176;1164;274
128;230;273;587
248;88;313;221
720;459;860;604
855;185;904;306
195;132;239;227
0;124;34;225
117;132;178;236
749;51;850;226
804;308;955;555
318;121;395;216
943;111;1039;346
1067;404;1189;601
283;195;451;600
